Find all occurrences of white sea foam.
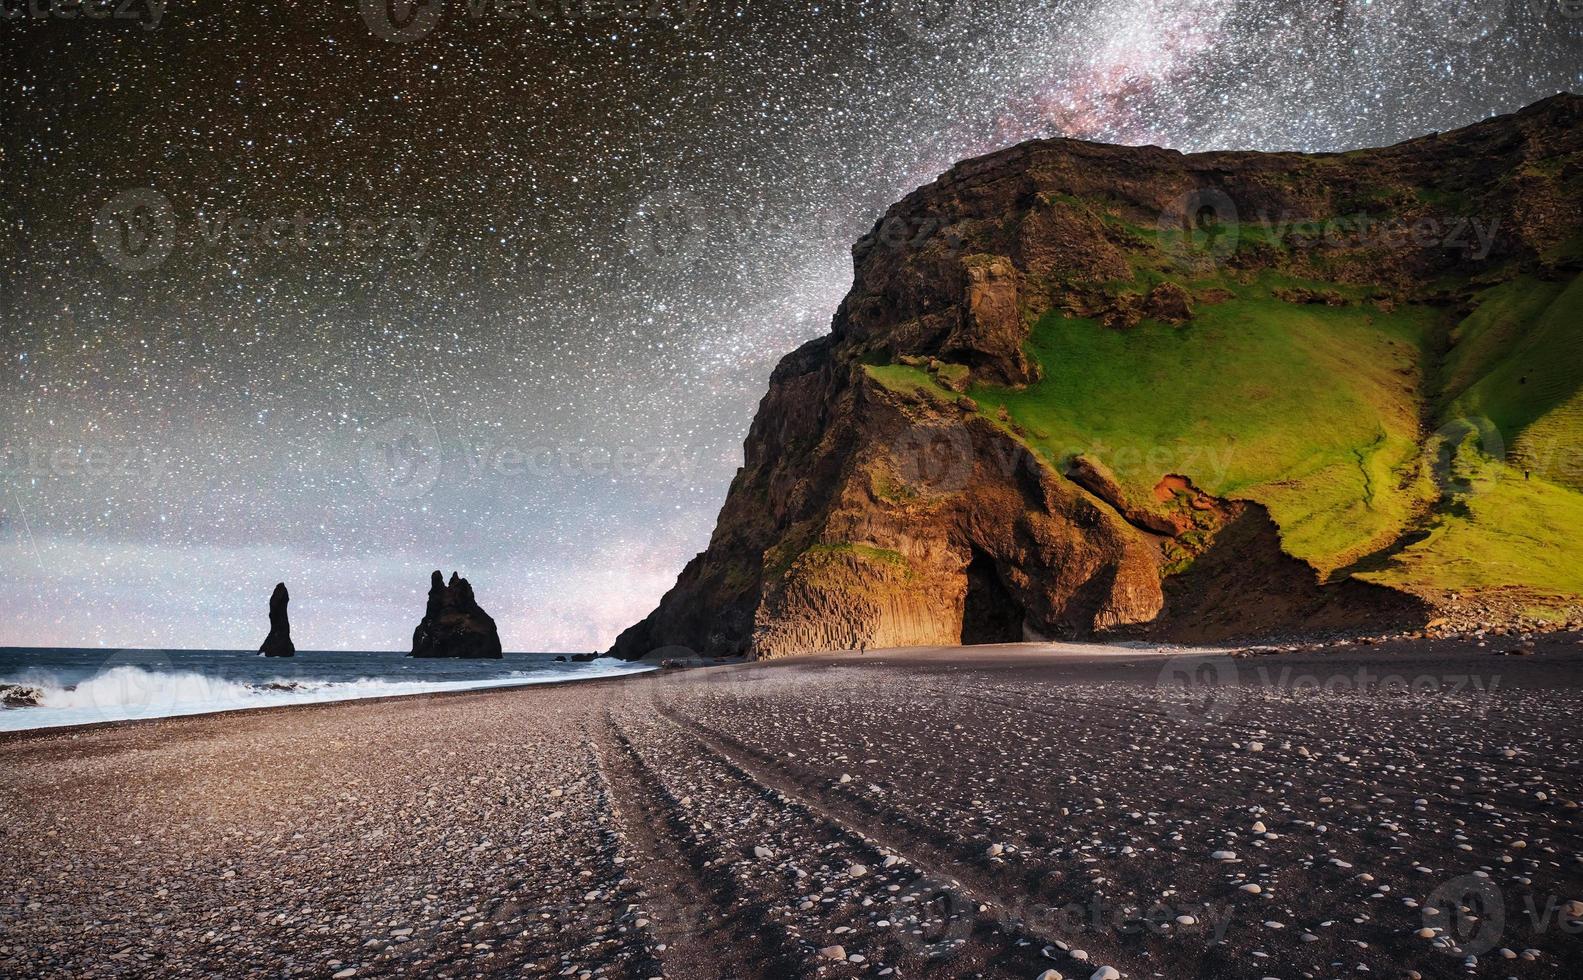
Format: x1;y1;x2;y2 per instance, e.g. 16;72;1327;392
0;662;653;732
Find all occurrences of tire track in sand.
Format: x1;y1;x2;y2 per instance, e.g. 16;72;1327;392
591;707;807;980
655;704;1145;979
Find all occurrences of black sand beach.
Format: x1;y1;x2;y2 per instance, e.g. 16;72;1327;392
3;637;1581;979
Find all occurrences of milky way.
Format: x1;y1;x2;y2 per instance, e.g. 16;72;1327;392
2;0;1579;651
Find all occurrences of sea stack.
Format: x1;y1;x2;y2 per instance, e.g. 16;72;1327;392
410;570;504;659
259;582;295;657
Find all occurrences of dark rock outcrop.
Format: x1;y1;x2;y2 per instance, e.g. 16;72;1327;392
1142;281;1194;324
259;582;295;657
1066;454;1178;537
608;96;1583;660
1;683;44;708
410;571;503;659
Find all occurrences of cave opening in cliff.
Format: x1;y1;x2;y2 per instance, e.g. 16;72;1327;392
960;548;1024;645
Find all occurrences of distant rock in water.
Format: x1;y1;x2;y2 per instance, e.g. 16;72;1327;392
259;582;295;657
410;570;503;659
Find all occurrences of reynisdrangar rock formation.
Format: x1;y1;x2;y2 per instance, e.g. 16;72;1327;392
259;582;295;657
411;571;504;659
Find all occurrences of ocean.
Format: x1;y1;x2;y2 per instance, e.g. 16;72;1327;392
0;648;654;731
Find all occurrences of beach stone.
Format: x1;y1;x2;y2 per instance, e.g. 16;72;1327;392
818;945;847;961
1090;968;1120;980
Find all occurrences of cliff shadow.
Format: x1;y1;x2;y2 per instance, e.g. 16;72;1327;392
1136;503;1431;643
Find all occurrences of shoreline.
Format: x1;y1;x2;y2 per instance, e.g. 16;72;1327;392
0;639;1234;740
0;633;1277;740
6;629;1573;740
0;659;657;739
3;634;1580;978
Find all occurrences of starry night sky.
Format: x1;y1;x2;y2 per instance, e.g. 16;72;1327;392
2;0;1580;651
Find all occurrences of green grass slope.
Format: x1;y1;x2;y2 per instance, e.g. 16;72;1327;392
1440;273;1583;489
870;265;1583;608
1359;448;1583;601
1356;271;1583;600
973;273;1440;576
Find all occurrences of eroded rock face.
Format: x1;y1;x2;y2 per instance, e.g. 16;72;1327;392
609;345;1164;659
943;255;1036;384
411;571;503;659
609;96;1582;660
259;582;295;658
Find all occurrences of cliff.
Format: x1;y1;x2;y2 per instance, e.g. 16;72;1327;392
612;95;1583;659
410;571;504;659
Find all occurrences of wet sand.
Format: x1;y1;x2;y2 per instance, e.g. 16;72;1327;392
3;636;1581;979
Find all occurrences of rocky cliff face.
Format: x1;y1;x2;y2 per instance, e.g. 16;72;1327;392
411;571;504;659
259;582;295;657
611;95;1583;660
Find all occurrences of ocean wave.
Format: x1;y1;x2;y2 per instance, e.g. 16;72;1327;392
0;662;653;732
35;666;260;713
